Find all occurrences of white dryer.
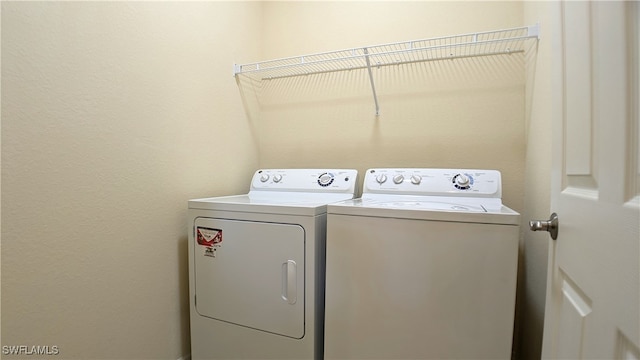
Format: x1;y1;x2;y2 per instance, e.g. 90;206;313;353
188;169;358;360
324;168;520;359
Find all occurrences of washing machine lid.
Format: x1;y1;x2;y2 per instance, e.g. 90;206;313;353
327;168;520;225
189;169;359;216
328;195;520;225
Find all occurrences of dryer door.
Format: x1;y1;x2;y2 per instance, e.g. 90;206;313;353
193;217;305;339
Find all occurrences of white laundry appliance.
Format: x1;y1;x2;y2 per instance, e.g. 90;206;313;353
188;168;358;360
324;168;520;359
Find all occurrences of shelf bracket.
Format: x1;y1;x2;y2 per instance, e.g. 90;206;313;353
363;47;380;116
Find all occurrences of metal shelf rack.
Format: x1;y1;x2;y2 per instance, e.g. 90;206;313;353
234;25;539;116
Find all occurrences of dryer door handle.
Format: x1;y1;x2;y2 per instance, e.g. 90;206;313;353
281;260;297;305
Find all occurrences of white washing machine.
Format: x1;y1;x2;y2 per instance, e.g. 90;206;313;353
188;168;358;360
324;168;520;359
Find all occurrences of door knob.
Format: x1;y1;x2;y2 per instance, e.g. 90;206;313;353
529;213;559;240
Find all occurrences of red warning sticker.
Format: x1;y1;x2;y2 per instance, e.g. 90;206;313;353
197;227;223;246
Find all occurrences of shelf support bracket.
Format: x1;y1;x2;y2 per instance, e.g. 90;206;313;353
363;47;380;116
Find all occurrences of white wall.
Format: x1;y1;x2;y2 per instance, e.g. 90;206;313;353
1;2;261;359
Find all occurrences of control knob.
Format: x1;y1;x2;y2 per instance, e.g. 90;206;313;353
455;174;470;186
318;173;335;187
453;173;472;190
376;174;388;184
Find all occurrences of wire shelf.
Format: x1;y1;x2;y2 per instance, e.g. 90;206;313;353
234;25;539;80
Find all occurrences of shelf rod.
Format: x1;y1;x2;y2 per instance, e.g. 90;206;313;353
232;24;541;117
363;47;380;116
254;48;525;81
236;34;535;77
234;25;540;76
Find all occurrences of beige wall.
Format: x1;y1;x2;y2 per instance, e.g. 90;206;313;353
248;1;526;210
247;1;545;358
1;1;553;359
517;2;554;359
1;2;261;359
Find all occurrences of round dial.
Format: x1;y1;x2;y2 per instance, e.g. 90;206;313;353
273;174;283;183
456;174;470;186
376;174;388;184
393;174;404;184
410;175;422;185
260;174;270;182
453;173;472;190
318;173;335;187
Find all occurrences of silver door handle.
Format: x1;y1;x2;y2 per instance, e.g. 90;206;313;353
529;213;559;240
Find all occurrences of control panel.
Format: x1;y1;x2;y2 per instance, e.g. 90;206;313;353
363;168;502;198
251;169;358;193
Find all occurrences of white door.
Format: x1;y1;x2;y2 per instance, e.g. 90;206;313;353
193;217;305;339
540;2;640;358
